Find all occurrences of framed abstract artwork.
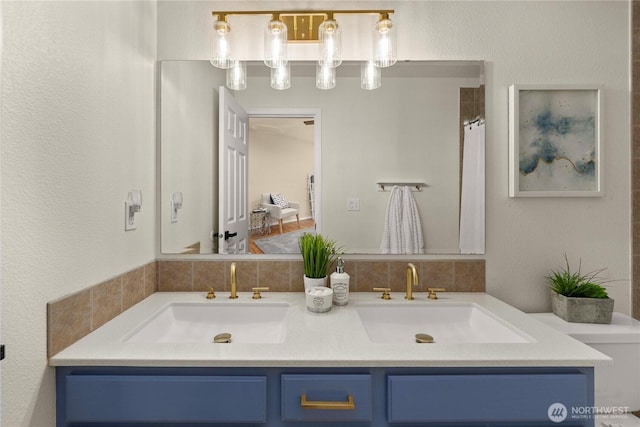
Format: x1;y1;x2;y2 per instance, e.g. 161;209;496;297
508;85;602;197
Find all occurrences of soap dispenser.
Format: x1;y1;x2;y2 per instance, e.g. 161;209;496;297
330;257;350;306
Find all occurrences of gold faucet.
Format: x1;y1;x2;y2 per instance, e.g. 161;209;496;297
405;263;419;300
229;262;238;299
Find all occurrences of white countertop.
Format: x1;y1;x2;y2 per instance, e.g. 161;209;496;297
49;292;611;368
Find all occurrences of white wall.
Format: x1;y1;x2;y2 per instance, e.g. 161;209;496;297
1;1;157;425
249;119;315;222
160;61;223;253
158;0;631;313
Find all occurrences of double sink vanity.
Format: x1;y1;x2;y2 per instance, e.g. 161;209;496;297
51;290;609;426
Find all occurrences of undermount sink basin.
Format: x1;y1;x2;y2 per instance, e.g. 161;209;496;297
354;303;532;344
125;302;289;344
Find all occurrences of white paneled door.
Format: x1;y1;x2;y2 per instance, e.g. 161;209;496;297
218;87;249;254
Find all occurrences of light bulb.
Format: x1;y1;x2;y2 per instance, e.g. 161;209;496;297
271;62;291;90
361;61;381;90
319;19;342;68
226;61;246;90
316;63;336;90
373;17;397;68
211;19;233;69
264;18;288;68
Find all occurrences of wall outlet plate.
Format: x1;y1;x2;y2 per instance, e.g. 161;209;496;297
347;198;360;211
171;200;178;223
125;201;137;231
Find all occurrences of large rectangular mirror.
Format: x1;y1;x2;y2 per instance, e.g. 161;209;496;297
160;60;485;255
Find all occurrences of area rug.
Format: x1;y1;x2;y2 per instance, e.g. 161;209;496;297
254;229;314;254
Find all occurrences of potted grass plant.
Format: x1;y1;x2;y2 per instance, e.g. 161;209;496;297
546;254;614;324
299;233;342;290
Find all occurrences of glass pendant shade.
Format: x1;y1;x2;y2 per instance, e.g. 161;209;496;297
361;60;381;90
226;61;246;90
319;19;342;68
264;18;288;68
271;62;291;90
373;17;397;68
211;19;233;69
316;63;336;90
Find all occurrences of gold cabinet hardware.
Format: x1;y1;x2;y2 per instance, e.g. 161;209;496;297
427;287;446;299
300;393;355;410
372;287;391;300
206;287;216;299
251;287;270;299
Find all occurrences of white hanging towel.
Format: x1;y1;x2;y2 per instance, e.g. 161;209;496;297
380;186;425;254
380;186;403;254
459;122;485;254
401;185;425;254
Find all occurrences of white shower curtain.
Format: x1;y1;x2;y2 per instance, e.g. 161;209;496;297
459;122;485;254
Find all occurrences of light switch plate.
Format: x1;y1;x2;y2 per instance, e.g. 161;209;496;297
347;198;360;211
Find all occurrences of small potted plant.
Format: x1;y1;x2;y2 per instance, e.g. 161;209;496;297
546;254;614;324
299;233;342;290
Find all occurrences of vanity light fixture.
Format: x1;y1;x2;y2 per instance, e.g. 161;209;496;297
226;60;247;90
264;14;288;69
361;60;381;90
271;61;291;90
211;9;395;91
373;12;397;68
316;63;336;90
211;16;233;69
318;13;341;68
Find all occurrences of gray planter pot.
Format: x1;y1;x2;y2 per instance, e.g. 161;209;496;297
550;291;614;324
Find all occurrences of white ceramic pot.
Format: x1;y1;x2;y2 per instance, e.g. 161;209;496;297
303;275;327;291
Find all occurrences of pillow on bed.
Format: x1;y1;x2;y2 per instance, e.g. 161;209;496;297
270;193;289;208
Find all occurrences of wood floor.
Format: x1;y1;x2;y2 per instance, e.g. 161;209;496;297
249;218;315;254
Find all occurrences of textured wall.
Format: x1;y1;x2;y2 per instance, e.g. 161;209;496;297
1;2;157;425
632;1;640;320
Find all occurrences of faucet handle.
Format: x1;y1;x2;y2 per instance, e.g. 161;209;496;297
252;287;270;299
372;287;392;300
427;288;446;300
206;287;216;299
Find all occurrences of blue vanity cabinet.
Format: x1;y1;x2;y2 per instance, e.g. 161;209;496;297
56;366;595;427
62;374;267;424
387;373;590;424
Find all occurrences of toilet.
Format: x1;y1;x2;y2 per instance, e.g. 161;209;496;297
530;312;640;412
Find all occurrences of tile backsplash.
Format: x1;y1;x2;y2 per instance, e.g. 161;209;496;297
47;261;157;358
157;259;485;294
47;258;484;358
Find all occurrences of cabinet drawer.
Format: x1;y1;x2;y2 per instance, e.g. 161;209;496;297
281;374;372;422
65;375;266;423
388;373;588;423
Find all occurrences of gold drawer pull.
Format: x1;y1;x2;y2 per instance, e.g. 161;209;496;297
300;393;355;410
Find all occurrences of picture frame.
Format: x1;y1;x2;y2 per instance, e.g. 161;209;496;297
508;84;602;197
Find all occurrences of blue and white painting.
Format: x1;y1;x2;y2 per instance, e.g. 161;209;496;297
518;89;598;192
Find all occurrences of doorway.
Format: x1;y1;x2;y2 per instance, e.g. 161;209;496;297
246;110;321;254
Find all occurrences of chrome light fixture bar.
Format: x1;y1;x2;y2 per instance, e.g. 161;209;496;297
211;9;396;91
